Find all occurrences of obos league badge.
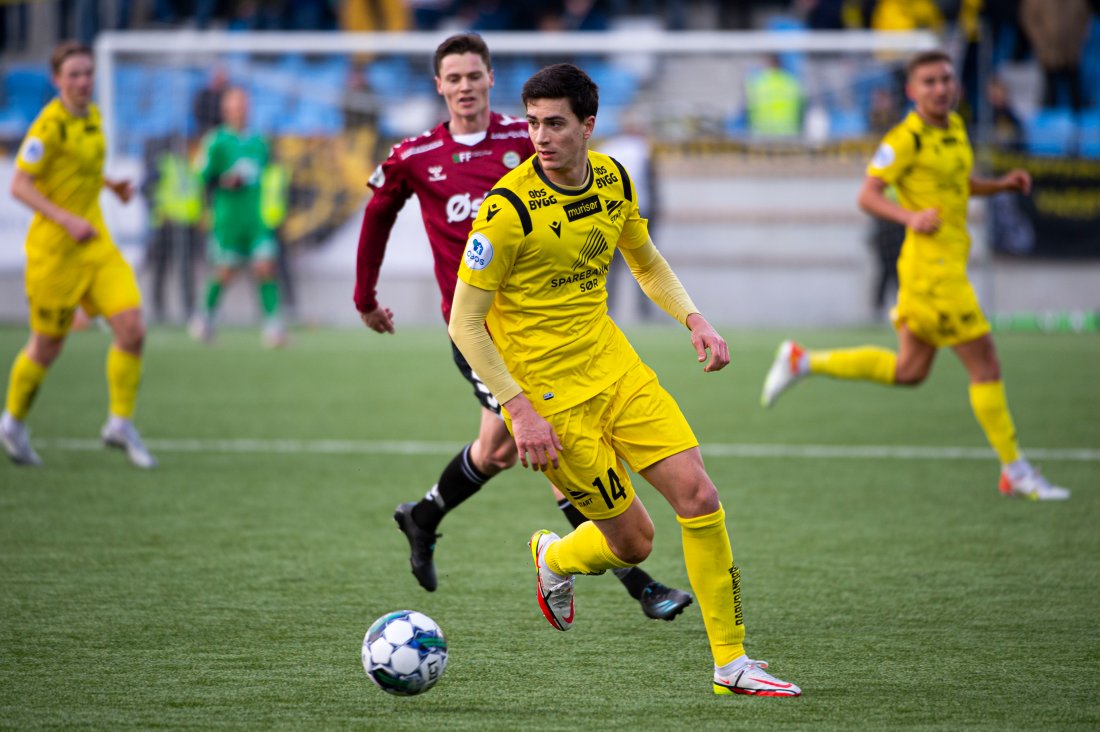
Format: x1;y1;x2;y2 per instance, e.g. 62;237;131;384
464;233;494;270
502;151;521;169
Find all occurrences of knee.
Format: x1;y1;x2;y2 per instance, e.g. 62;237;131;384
676;481;721;518
470;439;517;476
893;365;928;386
117;321;146;353
613;531;653;566
27;336;63;366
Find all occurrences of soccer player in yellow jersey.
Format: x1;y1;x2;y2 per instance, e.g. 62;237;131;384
761;50;1068;501
0;41;156;469
450;63;801;696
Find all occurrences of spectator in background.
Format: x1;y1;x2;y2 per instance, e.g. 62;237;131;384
866;86;905;318
987;76;1023;150
193;66;228;138
1019;0;1092;112
340;0;409;31
143;134;204;325
869;0;946;32
745;54;803;137
408;0;459;30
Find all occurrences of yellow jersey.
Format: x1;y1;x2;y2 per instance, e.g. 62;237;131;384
16;98;111;263
867;110;974;281
458;151;650;416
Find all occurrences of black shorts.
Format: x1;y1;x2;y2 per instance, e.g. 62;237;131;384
451;339;501;415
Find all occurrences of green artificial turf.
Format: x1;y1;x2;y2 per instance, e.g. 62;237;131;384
1;325;1097;730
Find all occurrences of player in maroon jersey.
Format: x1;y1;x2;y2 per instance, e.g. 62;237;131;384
354;33;692;620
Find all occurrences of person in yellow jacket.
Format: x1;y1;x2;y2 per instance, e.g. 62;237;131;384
1;41;156;469
745;55;803;137
143;134;204;324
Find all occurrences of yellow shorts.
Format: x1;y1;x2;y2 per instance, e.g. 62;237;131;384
514;360;698;521
892;275;990;348
25;245;143;337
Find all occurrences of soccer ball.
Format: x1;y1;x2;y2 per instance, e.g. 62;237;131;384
361;610;448;696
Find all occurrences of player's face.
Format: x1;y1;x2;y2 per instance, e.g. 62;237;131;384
436;53;493;124
907;61;957;124
54;53;94;113
222;89;249;130
526;98;594;186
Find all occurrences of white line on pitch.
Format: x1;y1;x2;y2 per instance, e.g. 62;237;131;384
41;438;1100;462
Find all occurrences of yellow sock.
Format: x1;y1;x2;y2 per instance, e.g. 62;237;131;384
969;380;1021;464
545;520;633;576
106;346;143;419
5;350;48;420
677;505;746;667
809;347;897;384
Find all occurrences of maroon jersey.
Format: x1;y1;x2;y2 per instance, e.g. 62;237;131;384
354;112;534;323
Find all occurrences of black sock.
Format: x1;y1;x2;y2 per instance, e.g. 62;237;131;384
556;498;654;600
411;444;490;533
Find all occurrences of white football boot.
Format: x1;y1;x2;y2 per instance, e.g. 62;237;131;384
999;467;1070;501
761;340;808;408
101;419;158;469
529;530;575;631
1;412;43;466
714;658;801;697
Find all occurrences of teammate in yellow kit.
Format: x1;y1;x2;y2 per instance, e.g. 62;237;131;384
761;50;1068;501
1;41;156;469
450;63;801;696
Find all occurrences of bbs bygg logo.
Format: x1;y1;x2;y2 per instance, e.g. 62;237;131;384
527;187;557;211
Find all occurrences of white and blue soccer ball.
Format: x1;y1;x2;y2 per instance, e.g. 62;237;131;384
361;610;448;696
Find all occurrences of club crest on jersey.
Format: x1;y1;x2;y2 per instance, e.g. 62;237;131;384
20;137;45;164
871;143;895;169
502;150;521;169
368;164;385;188
463;233;494;270
428;165;447;182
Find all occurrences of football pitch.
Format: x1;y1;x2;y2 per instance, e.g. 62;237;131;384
1;324;1097;730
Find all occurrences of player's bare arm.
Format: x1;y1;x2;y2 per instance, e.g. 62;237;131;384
10;168;96;242
969;169;1031;197
686;313;730;372
104;177;133;203
858;175;940;234
360;307;396;334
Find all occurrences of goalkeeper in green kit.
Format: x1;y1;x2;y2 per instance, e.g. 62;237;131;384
190;86;287;348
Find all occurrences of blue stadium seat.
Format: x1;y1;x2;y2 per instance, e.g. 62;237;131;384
829;107;868;139
1081;18;1100;109
1025;108;1078;156
1078;109;1100;158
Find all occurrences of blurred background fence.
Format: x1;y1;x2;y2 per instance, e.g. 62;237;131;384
1;2;1097;329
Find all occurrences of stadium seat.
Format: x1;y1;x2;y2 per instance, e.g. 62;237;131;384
1079;109;1100;158
1025;108;1078;156
828;107;868;139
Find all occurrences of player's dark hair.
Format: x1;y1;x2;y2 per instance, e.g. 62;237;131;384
521;63;599;122
906;50;952;80
51;40;93;75
434;33;491;76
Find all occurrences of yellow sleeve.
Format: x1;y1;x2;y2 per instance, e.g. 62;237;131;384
15;111;59;177
447;280;524;407
619;238;700;326
866;125;916;187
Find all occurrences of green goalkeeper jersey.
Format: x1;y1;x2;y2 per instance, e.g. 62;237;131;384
196;125;269;241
